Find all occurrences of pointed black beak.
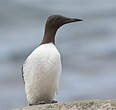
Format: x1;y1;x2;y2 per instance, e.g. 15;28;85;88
64;18;83;24
70;18;83;22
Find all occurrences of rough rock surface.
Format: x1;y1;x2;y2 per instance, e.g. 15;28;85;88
14;100;116;110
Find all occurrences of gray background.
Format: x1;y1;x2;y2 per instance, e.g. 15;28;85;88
0;0;116;110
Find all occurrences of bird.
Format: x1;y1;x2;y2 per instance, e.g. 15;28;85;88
22;15;82;106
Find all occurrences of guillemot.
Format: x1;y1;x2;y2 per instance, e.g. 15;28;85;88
22;15;82;105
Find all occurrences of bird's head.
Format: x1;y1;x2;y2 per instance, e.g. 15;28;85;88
45;15;83;30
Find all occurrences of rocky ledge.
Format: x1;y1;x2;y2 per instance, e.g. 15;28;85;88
14;99;116;110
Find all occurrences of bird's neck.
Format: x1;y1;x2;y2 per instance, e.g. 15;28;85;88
41;28;57;44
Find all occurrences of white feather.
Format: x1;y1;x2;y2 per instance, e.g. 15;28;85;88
23;43;62;104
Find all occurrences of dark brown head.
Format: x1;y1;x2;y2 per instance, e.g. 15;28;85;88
41;15;83;44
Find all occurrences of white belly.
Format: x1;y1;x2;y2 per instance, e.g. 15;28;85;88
23;43;62;104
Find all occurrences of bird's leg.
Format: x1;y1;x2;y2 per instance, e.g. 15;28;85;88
29;100;58;106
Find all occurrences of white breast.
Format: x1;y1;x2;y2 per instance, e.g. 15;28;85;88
23;43;62;104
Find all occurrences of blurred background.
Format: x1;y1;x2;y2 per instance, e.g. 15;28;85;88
0;0;116;109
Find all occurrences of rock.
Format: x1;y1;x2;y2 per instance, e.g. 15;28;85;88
14;99;116;110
